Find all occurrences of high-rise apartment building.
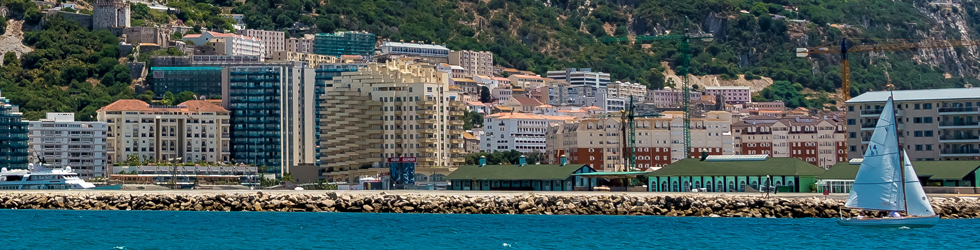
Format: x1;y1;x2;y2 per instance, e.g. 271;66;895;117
0;91;28;169
449;50;493;77
731;116;847;168
318;60;465;182
238;29;285;58
845;88;980;161
546;111;734;171
313;31;376;56
97;100;231;165
222;61;318;176
28;113;108;178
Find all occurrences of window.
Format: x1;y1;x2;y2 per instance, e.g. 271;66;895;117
848;106;854;111
914;117;922;123
849;132;856;138
924;131;933;137
926;144;933;151
914;131;923;137
924;117;933;123
915;103;921;109
850;146;856;152
915;145;923;151
847;119;855;125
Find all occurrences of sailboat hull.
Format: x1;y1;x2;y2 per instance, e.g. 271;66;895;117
837;216;939;228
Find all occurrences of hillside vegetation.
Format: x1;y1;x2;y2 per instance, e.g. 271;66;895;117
5;0;980;118
223;0;980;109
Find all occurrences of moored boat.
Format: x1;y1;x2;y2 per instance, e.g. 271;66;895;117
0;163;97;190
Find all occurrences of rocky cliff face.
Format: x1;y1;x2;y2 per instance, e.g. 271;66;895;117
915;2;980;78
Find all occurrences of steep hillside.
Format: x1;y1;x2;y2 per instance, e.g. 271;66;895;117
229;0;975;109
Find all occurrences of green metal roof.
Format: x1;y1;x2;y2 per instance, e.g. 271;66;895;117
573;171;648;176
446;164;589;181
645;157;825;177
820;160;980;180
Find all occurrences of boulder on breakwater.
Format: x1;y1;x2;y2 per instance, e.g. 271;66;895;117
0;192;977;218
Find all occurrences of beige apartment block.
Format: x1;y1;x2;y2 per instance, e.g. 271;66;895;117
449;50;493;77
270;51;337;67
845;88;980;161
286;34;315;54
239;29;286;57
319;61;466;182
97;100;231;165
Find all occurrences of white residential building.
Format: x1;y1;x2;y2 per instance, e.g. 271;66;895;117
238;29;286;57
608;81;646;101
182;31;267;59
28;113;108;178
380;41;450;58
481;113;575;153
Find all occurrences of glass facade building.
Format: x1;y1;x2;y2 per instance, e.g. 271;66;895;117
313;31;376;56
228;66;284;174
150;67;224;99
0;91;29;169
313;64;366;165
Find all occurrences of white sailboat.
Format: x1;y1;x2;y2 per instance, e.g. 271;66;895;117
837;96;939;228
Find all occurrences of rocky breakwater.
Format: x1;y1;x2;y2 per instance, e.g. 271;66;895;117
1;192;979;218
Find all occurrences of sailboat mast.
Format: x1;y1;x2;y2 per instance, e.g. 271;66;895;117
890;93;909;213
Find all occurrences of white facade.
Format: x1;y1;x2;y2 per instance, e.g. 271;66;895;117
380;41;450;57
183;31;267;59
28;113;108;178
239;29;286;57
608;81;646;101
481;113;574;153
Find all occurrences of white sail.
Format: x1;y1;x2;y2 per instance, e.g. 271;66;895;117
845;97;905;211
902;150;936;216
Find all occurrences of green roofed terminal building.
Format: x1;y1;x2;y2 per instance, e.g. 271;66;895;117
818;159;980;194
645;155;825;193
447;155;598;191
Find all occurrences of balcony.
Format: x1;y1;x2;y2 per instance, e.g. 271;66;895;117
941;149;980;157
939;135;980;143
938;121;980;129
938;106;980;115
860;109;901;117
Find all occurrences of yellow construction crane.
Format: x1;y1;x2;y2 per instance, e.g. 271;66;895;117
797;39;980;101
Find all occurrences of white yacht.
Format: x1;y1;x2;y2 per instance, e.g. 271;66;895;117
0;163;96;190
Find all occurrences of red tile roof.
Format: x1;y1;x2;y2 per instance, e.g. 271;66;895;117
513;97;543;106
98;99;229;113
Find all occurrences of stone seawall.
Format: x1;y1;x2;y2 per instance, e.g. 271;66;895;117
1;192;979;218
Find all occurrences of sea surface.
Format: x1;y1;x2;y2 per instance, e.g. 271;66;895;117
2;210;976;249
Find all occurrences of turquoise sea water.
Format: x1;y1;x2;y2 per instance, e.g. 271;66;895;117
2;210;976;249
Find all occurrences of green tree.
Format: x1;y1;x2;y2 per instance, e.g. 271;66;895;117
480;86;491;103
174;91;196;104
161;91;175;105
